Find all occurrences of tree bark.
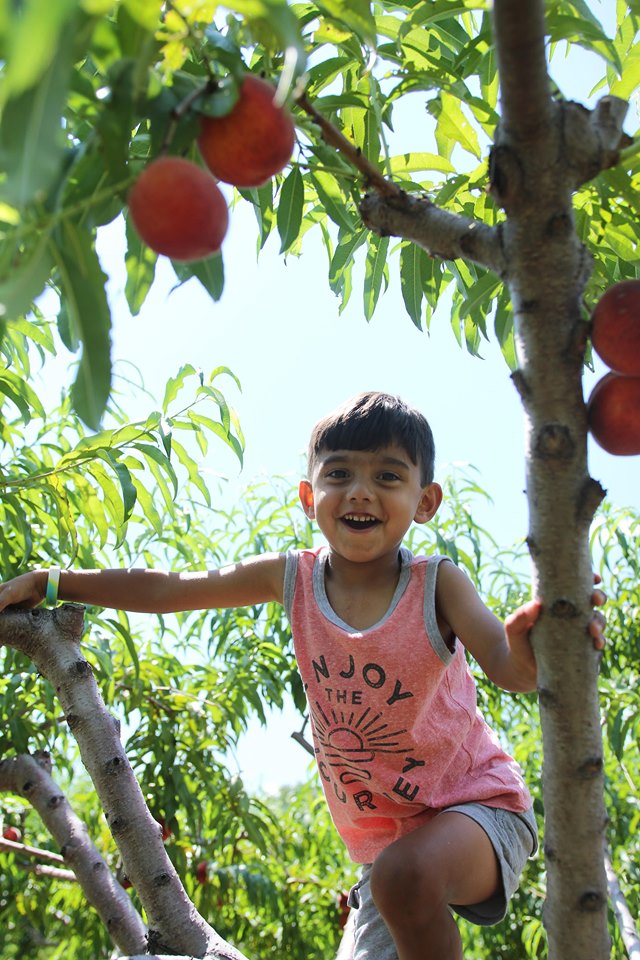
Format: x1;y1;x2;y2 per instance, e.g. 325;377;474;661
0;751;148;955
0;604;249;960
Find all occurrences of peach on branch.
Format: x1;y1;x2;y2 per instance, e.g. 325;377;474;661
591;279;640;376
587;371;640;456
198;75;295;188
128;156;229;261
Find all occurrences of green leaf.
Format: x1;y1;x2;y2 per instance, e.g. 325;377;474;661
132;442;179;499
222;0;306;83
0;0;79;101
172;254;225;303
0;234;54;322
122;0;162;31
53;221;112;430
0;28;76;207
328;228;367;295
104;618;140;679
310;171;357;233
0;369;47;422
389;152;456;175
277;167;304;253
400;243;431;329
363;234;389;321
125;216;158;316
162;364;202;412
172;438;212;507
436;92;481;160
318;0;377;47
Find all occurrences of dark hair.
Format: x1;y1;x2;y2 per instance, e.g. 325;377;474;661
307;392;436;485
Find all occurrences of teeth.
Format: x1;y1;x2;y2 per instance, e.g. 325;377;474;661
344;514;375;522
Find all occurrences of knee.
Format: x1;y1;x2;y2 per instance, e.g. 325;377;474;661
369;842;445;927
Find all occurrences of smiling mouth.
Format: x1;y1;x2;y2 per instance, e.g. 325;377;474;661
341;514;380;530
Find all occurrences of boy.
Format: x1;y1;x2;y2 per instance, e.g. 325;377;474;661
0;391;605;960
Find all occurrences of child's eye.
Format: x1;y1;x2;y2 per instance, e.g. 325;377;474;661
326;468;348;480
379;471;400;482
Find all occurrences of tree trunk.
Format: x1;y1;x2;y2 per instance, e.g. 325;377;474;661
358;1;631;956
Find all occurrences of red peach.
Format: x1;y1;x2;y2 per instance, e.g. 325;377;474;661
128;156;228;261
587;371;640;455
591;280;640;376
198;75;295;187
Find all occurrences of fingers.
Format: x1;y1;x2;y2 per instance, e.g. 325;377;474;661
504;599;543;637
589;609;606;651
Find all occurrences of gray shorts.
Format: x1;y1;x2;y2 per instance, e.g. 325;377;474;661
347;804;538;960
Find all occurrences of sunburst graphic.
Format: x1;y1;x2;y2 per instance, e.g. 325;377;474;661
311;702;413;771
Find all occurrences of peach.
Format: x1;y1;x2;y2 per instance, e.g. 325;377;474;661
587;371;640;455
198;75;295;187
591;279;640;376
128;156;228;261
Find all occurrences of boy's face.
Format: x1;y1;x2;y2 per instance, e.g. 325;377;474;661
299;444;442;565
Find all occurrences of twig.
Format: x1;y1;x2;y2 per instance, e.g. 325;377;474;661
0;836;66;863
296;93;402;199
605;850;640;960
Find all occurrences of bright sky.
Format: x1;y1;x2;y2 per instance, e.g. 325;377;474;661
39;1;638;791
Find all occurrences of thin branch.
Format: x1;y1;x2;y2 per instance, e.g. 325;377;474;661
605;851;640;960
0;835;66;863
22;862;77;882
0;751;147;955
0;605;249;960
296;93;401;198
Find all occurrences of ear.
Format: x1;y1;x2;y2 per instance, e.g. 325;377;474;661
299;479;315;519
414;482;443;524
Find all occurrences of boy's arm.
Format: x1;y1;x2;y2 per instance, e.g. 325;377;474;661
435;562;606;694
0;553;287;615
435;561;538;693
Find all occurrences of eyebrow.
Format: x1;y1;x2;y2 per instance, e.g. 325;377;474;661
320;452;411;470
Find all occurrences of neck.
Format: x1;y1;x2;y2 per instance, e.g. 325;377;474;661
324;546;403;587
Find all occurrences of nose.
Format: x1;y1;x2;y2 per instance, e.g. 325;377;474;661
346;474;373;501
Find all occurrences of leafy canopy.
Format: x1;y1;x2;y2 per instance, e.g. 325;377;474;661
1;1;638;427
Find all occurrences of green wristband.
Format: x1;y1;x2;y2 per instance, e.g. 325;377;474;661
46;568;61;606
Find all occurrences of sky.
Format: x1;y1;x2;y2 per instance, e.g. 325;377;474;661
37;1;639;792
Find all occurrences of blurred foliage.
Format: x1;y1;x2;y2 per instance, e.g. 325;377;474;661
1;1;639;425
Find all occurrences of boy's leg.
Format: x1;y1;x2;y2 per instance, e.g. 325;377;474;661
368;812;499;960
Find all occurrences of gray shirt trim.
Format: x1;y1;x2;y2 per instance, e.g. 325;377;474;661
424;554;455;665
283;549;299;620
284;548;455;666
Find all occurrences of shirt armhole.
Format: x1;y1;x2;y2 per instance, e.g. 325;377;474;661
424;555;456;666
283;549;299;620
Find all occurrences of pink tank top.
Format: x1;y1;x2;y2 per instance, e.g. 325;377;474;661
284;546;532;863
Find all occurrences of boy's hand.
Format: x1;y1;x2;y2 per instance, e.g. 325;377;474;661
590;574;606;651
504;600;542;688
0;571;47;613
505;577;607;678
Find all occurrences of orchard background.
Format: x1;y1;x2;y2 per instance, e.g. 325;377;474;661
1;2;640;959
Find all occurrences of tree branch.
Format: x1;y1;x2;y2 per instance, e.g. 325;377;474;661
605;850;640;960
0;605;249;960
0;751;147;955
297;93;401;198
360;191;505;275
297;90;504;274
